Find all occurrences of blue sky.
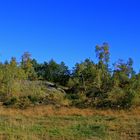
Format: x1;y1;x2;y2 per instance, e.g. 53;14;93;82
0;0;140;71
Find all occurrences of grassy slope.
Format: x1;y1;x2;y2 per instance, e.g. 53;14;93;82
0;106;139;140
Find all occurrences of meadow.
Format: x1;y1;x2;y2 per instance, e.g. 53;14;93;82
0;105;139;140
0;46;140;140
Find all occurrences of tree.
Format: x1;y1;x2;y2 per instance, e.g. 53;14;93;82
95;42;110;67
43;60;70;85
21;52;37;80
95;43;111;92
0;57;26;96
43;59;58;82
56;61;70;86
113;58;134;77
31;59;44;80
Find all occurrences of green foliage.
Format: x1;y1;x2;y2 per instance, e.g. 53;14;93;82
42;60;70;86
107;88;134;109
3;96;31;109
21;52;37;80
0;43;139;109
95;43;110;68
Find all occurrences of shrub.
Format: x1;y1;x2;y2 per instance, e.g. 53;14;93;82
44;88;67;106
131;90;140;107
107;87;134;109
3;96;19;107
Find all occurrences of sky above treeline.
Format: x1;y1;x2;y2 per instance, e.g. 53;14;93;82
0;0;140;71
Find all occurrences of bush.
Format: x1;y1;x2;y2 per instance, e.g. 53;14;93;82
3;96;31;109
44;88;68;106
132;91;140;107
3;81;47;108
18;96;31;109
67;93;88;108
107;88;134;109
3;96;19;107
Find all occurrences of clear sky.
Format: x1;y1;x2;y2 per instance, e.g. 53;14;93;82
0;0;140;71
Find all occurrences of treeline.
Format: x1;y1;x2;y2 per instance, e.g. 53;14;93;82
0;43;140;109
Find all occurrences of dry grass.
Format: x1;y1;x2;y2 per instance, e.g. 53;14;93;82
0;105;139;140
0;105;139;117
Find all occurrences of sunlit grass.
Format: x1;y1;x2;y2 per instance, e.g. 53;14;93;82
0;106;139;140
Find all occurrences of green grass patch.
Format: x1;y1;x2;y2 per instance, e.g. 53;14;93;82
0;113;139;140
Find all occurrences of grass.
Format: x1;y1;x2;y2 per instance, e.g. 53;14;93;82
0;105;139;140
